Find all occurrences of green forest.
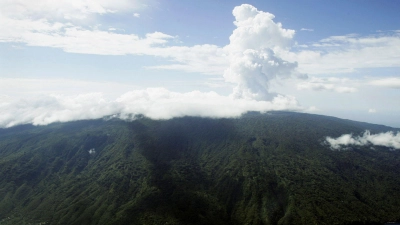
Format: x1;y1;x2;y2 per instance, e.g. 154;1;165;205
0;112;399;225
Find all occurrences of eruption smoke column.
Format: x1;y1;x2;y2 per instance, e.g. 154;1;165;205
224;4;302;101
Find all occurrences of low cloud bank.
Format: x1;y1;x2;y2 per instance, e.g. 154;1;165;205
0;88;302;128
325;130;400;150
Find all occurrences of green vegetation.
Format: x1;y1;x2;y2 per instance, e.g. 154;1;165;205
0;112;399;225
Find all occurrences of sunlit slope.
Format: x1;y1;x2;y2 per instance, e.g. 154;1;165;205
0;112;399;225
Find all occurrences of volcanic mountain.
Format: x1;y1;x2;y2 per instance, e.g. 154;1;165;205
0;112;399;225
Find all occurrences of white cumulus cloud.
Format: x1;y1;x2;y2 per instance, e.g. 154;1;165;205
325;130;400;150
223;4;303;101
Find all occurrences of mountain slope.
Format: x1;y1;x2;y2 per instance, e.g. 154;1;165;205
0;112;399;225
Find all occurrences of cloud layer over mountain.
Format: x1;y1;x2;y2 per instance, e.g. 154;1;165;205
0;89;302;128
325;130;400;150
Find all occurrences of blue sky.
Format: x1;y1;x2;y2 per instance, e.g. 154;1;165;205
0;0;399;128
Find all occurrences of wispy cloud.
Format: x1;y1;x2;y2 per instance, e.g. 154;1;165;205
0;78;140;98
300;28;314;32
369;77;400;89
325;130;400;150
297;77;358;93
0;0;145;19
0;0;227;75
281;32;400;75
1;1;400;78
